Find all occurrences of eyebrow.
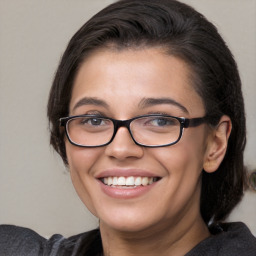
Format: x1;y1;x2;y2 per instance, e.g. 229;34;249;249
72;96;189;114
72;97;109;111
139;97;189;114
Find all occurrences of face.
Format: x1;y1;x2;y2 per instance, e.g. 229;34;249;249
65;47;211;234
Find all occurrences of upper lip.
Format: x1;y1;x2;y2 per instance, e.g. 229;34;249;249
95;168;161;179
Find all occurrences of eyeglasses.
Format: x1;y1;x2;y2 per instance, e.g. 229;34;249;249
59;114;208;148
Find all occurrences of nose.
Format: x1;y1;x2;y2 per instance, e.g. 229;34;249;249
105;127;144;161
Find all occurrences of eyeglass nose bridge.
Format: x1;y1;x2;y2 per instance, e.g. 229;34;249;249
109;119;138;145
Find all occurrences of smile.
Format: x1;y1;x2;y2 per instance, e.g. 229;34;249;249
101;176;159;187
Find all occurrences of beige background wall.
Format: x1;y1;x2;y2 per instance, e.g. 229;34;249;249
0;0;255;238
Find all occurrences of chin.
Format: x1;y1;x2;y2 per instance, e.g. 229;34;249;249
101;220;153;233
98;209;161;234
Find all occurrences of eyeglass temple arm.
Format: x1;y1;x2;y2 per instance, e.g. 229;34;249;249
59;118;66;127
183;117;208;128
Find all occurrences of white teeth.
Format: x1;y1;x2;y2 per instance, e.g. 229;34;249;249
135;177;142;186
113;177;118;185
125;176;135;185
102;176;158;186
107;177;113;186
142;177;149;186
117;177;126;185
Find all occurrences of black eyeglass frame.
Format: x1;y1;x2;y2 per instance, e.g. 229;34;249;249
59;114;209;148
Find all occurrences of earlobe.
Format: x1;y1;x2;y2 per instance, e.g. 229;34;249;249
203;115;232;173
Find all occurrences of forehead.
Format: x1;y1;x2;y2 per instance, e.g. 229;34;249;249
70;47;204;116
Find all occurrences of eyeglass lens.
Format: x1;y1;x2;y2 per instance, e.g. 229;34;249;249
66;115;181;147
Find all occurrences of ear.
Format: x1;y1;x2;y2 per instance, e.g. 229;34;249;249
203;115;232;173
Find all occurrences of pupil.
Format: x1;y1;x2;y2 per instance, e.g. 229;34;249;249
157;119;167;126
92;118;101;125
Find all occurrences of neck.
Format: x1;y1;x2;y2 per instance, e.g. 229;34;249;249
100;215;210;256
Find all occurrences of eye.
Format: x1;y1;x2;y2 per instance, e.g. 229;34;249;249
81;117;108;126
147;117;177;127
151;118;169;126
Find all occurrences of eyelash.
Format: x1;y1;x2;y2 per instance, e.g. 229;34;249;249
76;110;176;119
147;111;172;116
83;110;107;117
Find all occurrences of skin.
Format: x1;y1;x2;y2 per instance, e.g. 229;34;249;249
65;47;231;256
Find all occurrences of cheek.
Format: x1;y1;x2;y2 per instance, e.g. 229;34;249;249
65;143;103;215
66;144;101;171
152;128;207;194
135;134;207;224
154;136;206;175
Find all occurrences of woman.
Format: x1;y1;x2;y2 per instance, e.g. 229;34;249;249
1;0;255;255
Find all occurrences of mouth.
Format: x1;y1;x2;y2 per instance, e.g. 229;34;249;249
100;176;161;188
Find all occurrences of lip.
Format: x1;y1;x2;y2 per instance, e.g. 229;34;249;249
95;168;158;179
95;168;161;199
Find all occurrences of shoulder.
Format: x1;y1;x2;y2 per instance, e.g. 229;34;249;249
0;225;99;256
186;222;256;256
0;225;46;255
